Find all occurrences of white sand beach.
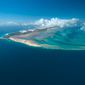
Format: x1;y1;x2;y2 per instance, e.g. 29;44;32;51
9;38;41;47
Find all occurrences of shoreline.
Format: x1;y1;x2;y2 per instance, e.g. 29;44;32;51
1;37;85;50
9;37;41;47
1;34;85;50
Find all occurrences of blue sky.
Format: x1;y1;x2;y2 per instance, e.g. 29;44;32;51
0;0;85;22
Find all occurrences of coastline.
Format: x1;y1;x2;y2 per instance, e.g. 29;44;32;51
9;37;41;47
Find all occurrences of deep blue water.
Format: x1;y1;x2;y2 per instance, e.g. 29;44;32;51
0;27;85;85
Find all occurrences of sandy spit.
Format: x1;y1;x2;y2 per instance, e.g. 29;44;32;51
9;38;41;47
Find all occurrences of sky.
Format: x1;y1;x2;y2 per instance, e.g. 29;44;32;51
0;0;85;23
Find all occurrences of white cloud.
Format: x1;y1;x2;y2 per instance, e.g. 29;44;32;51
7;21;18;25
32;18;80;28
0;21;19;26
18;17;80;28
22;23;29;26
1;17;85;31
80;23;85;31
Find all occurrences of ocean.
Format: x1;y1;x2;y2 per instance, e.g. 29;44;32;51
0;26;85;85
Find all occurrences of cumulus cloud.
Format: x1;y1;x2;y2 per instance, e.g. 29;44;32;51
0;18;81;27
1;17;85;31
22;23;29;26
80;23;85;31
32;18;80;28
7;21;19;25
0;21;19;26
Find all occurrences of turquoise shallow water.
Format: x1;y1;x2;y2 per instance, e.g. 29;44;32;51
0;26;85;85
13;26;85;50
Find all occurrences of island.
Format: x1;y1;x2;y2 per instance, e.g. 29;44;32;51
0;27;51;47
1;26;85;50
